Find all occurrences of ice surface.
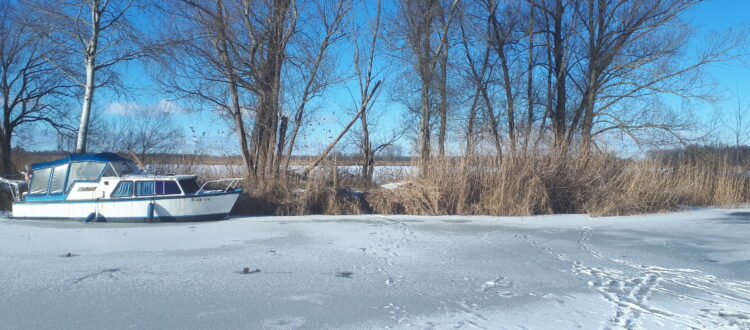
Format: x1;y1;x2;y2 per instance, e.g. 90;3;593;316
1;208;750;329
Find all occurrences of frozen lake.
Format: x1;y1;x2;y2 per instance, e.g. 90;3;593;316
1;208;749;329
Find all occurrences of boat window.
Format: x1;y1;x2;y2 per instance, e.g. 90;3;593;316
29;167;52;195
111;161;137;176
111;181;134;198
102;164;117;177
49;164;69;194
156;181;181;195
67;162;106;191
135;181;155;196
178;178;199;194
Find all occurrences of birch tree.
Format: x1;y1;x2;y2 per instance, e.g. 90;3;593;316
26;0;150;153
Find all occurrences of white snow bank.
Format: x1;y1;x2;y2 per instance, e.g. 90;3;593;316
1;208;750;329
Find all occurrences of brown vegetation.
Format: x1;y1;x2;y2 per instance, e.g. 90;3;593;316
203;153;749;217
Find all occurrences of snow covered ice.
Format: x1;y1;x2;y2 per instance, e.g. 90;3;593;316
1;208;750;329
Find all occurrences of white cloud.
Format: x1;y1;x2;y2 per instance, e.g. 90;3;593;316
105;99;186;116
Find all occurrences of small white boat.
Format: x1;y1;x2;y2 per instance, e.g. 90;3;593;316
6;153;242;222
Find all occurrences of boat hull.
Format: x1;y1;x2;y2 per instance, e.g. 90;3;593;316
11;191;241;222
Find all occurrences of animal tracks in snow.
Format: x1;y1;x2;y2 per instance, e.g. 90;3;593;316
514;228;750;329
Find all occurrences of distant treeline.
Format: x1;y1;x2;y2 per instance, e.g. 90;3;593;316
648;145;750;166
10;149;413;170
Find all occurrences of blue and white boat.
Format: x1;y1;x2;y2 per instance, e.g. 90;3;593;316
7;153;242;222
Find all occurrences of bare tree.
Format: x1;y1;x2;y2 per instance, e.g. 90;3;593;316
571;0;743;156
458;2;502;156
235;0;299;180
0;2;73;173
725;88;750;153
25;0;151;153
394;0;459;175
487;0;521;152
351;0;405;182
282;0;352;175
155;0;255;178
118;110;184;163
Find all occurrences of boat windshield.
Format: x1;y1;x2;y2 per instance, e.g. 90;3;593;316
178;178;199;194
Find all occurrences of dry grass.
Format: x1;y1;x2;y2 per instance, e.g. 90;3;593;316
366;154;750;217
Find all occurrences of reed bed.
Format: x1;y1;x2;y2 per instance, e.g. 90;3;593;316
218;153;749;216
366;155;750;217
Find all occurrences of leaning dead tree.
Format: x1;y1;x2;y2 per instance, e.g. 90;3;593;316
25;0;149;153
302;80;381;178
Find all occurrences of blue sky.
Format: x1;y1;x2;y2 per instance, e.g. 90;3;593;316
29;0;750;155
685;0;750;137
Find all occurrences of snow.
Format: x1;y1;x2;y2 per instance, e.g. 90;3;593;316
2;208;750;329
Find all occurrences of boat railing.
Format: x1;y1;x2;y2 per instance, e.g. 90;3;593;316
196;178;244;195
0;175;27;201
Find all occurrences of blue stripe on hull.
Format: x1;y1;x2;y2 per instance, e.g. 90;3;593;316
11;213;230;223
15;190;241;204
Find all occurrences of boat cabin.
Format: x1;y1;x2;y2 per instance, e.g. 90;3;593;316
25;153;199;202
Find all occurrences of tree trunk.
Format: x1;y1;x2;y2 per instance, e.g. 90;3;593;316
76;56;97;153
498;44;516;152
275;115;288;175
479;80;503;157
228;78;254;178
437;42;448;157
551;0;567;154
524;2;535;151
0;133;12;174
76;3;101;153
283;117;301;175
359;104;374;182
465;86;480;157
419;81;431;176
251;0;289;180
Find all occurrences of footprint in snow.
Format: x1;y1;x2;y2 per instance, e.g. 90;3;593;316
237;267;261;275
336;271;353;278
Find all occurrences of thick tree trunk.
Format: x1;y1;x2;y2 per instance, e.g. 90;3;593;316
0;133;12;174
251;0;289;180
551;0;567;154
